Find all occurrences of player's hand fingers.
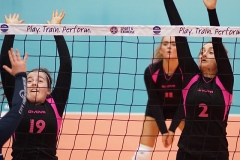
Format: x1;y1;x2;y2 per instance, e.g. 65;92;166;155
2;65;12;75
19;19;25;24
16;49;21;61
16;14;20;20
13;13;17;19
8;49;15;64
4;15;8;21
60;10;65;18
54;9;58;17
52;11;54;19
23;53;28;63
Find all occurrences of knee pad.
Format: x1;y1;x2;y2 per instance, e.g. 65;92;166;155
132;144;153;160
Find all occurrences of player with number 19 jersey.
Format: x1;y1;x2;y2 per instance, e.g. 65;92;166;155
164;0;234;158
1;35;72;160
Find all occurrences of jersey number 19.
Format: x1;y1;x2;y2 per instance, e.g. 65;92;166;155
29;119;46;133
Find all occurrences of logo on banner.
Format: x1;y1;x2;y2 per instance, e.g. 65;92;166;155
0;24;9;33
120;27;135;34
110;26;118;34
153;26;161;35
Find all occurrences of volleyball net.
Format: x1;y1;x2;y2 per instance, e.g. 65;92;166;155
0;24;240;160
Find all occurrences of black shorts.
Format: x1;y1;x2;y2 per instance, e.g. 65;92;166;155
176;149;228;160
145;106;177;119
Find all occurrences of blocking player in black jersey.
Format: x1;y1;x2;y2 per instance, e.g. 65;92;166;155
132;36;185;160
163;0;234;159
0;49;27;160
1;11;72;160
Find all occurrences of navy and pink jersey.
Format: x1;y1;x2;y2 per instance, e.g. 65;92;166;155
0;73;27;160
0;35;72;160
164;0;234;158
144;60;183;134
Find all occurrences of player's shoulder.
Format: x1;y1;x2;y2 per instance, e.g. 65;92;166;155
144;60;162;75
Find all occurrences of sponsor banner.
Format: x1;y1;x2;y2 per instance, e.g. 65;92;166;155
1;24;240;37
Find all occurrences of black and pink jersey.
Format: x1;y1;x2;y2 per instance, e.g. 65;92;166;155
164;0;234;158
144;60;183;134
0;35;72;160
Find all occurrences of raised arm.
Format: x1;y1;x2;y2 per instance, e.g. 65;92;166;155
51;35;72;116
163;0;199;77
163;0;198;144
47;10;72;116
0;73;26;147
204;0;233;93
0;48;27;151
0;14;25;107
144;66;168;134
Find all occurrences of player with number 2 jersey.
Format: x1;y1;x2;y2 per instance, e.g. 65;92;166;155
164;0;234;159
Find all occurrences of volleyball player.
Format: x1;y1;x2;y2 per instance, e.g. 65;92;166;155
164;0;233;159
1;11;72;160
132;35;185;159
0;49;27;160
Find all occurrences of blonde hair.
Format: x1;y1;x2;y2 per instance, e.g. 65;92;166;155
153;39;164;62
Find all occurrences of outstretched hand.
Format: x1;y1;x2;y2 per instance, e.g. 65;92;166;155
4;13;25;24
47;9;65;24
203;0;217;10
3;48;28;76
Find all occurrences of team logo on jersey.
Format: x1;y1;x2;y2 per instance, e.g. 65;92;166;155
0;24;9;33
153;26;161;35
110;26;118;34
19;90;25;98
19;89;26;115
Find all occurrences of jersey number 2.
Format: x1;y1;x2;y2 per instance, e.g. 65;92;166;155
29;119;46;133
198;103;208;118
